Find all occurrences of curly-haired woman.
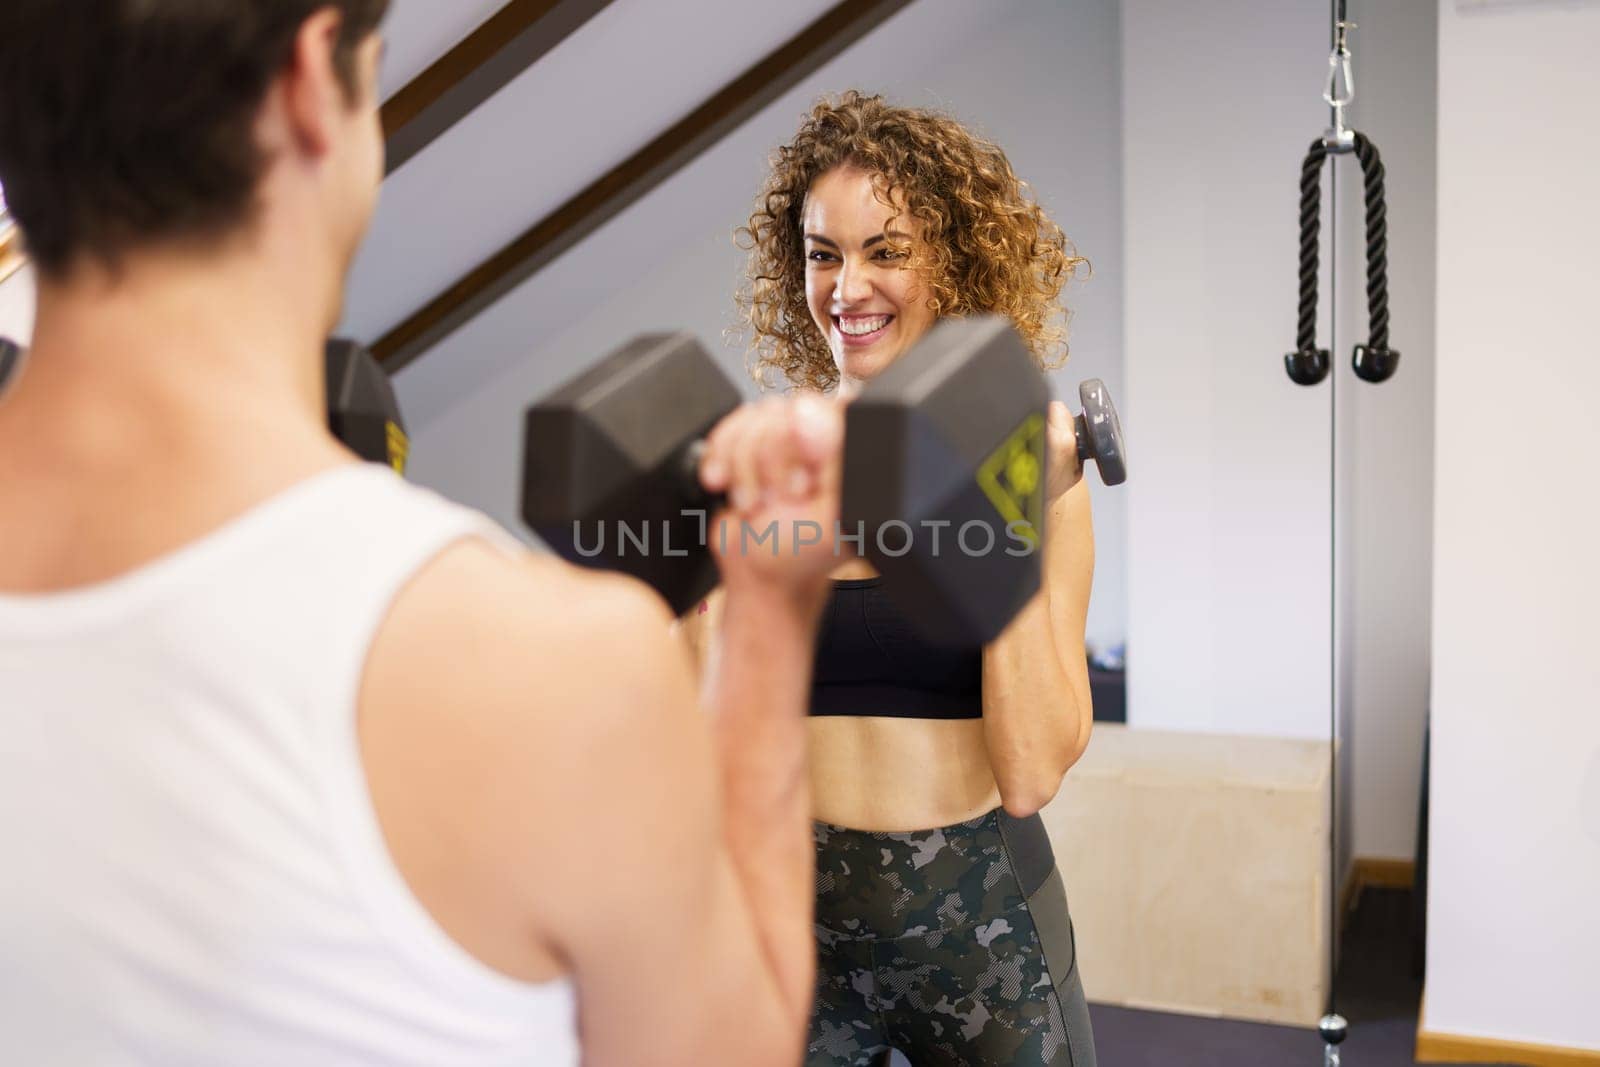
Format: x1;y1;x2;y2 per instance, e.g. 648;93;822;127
685;91;1098;1066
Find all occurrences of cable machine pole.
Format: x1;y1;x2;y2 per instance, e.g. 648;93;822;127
1323;1;1349;1064
1284;0;1407;1056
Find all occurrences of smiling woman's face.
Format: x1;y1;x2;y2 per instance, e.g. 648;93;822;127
802;165;938;393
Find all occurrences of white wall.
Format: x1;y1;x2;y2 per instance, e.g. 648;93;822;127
395;0;1130;648
1122;0;1333;739
1426;0;1600;1051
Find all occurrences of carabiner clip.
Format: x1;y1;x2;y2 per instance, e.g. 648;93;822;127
1322;21;1357;152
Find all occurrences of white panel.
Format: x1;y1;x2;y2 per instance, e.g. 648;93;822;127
1456;0;1600;9
1426;0;1600;1052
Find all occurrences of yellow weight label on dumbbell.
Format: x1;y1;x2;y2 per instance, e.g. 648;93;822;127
386;421;410;476
976;413;1045;550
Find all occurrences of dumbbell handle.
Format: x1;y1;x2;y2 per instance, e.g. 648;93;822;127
681;394;1126;512
675;438;726;513
1072;415;1098;473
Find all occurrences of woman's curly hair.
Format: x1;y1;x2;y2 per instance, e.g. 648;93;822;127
736;90;1086;392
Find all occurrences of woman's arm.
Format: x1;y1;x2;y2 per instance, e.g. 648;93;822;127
980;403;1097;818
674;588;726;681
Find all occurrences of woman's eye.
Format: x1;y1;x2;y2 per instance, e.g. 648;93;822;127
806;249;836;263
875;248;905;261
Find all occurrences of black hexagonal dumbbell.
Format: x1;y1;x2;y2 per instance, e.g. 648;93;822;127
521;316;1126;646
839;316;1126;643
521;333;738;619
326;337;409;475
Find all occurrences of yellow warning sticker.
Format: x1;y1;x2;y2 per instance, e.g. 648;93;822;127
975;413;1045;549
386;421;410;476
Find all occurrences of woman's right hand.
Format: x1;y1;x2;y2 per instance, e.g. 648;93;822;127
696;394;845;597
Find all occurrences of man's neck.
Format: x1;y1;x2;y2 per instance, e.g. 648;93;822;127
0;240;356;591
26;239;334;425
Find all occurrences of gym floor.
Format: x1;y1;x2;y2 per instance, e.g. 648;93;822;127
886;888;1508;1066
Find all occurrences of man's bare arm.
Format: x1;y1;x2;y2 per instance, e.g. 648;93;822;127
361;546;819;1064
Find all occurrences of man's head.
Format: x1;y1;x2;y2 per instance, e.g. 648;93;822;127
0;0;388;311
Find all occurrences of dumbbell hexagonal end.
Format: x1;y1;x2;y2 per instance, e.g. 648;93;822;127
520;333;741;615
847;316;1049;646
326;338;408;474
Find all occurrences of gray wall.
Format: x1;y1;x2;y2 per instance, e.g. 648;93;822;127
392;0;1129;648
1336;0;1439;866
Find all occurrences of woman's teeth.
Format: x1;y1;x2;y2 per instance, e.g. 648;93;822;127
838;315;891;336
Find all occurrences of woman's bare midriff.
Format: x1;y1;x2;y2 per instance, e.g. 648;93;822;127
685;563;1004;833
807;559;1000;832
807;715;1001;831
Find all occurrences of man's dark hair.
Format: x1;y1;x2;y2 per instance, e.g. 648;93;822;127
0;0;390;276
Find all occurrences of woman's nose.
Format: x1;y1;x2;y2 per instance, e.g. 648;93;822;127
835;258;873;306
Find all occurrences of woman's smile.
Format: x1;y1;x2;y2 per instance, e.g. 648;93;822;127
833;312;897;347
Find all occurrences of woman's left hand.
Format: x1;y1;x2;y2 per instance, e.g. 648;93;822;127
1045;400;1083;502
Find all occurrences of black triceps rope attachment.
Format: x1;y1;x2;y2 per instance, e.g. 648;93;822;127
1285;131;1400;386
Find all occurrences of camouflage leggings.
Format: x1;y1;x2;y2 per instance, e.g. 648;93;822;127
807;810;1096;1067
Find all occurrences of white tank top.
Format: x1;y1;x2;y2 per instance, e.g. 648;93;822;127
0;465;580;1066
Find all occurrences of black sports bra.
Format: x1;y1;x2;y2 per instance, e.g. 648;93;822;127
810;577;983;719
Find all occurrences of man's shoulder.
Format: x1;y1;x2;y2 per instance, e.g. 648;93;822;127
371;540;679;726
354;541;698;982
